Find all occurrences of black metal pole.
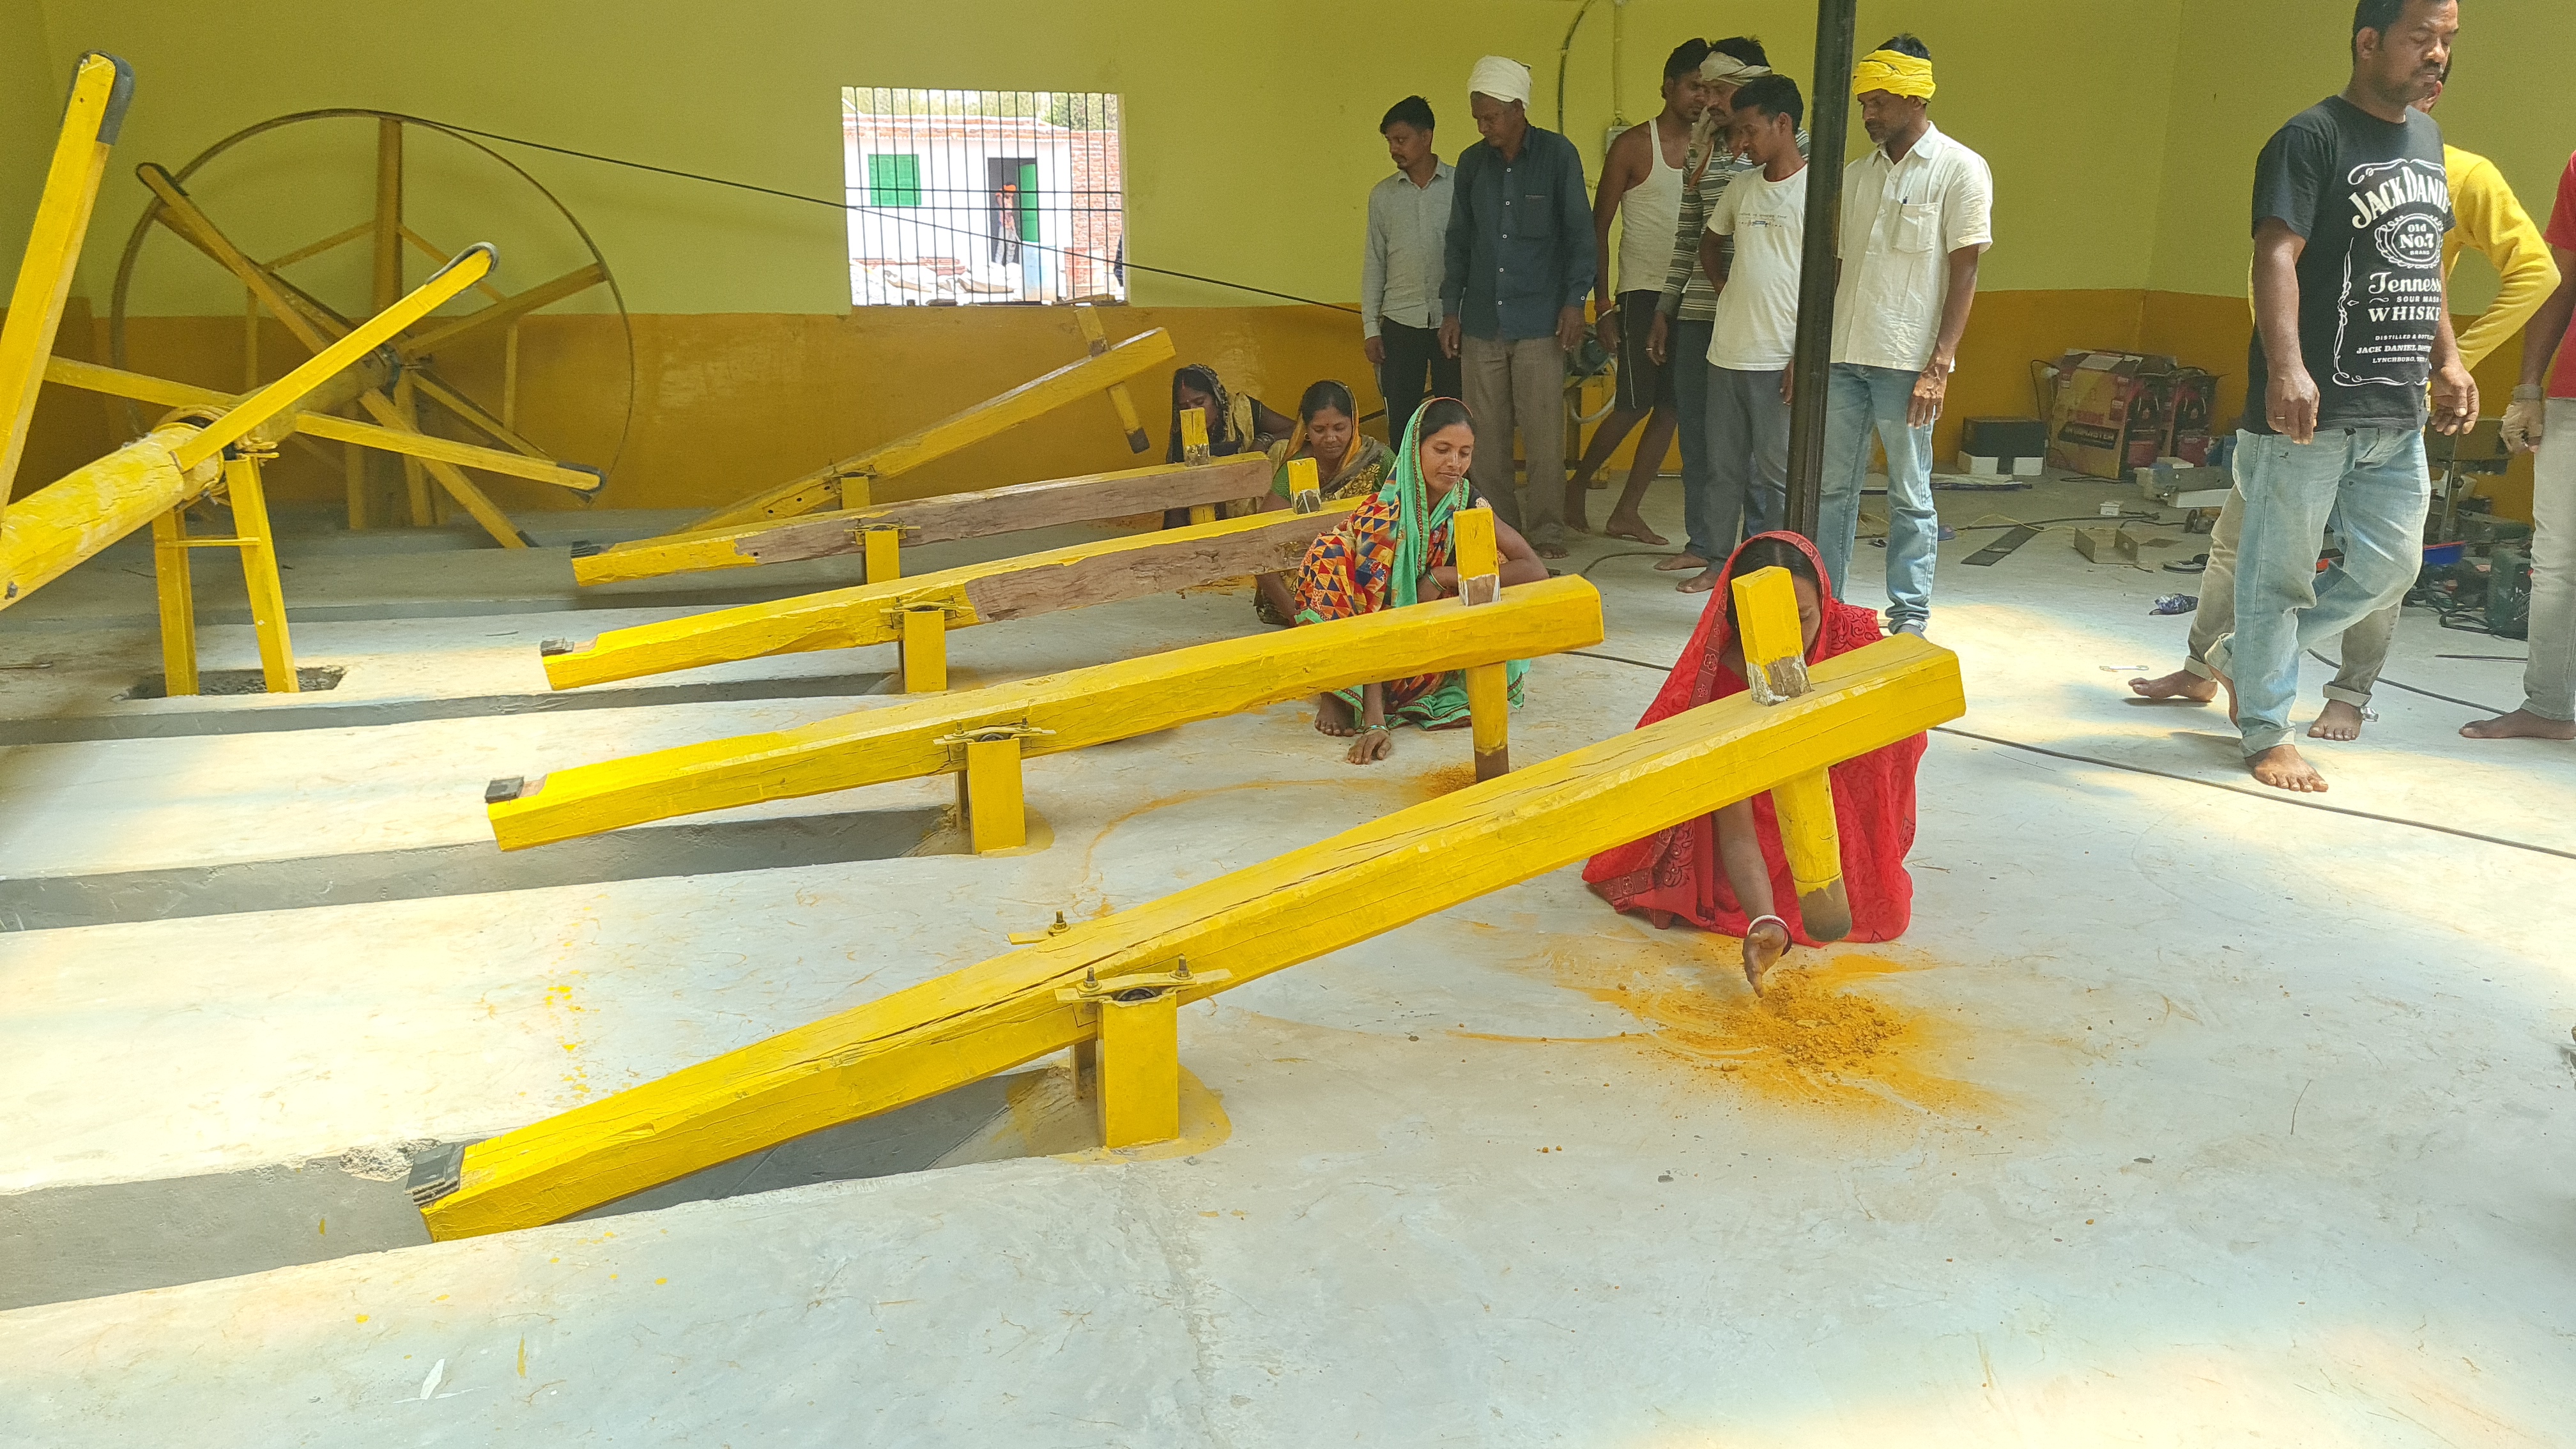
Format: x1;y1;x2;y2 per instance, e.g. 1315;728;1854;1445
1784;0;1859;542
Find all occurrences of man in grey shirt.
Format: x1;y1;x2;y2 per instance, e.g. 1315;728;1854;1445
1441;54;1596;557
1363;95;1459;446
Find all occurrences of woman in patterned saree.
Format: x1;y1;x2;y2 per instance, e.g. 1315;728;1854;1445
1290;397;1550;764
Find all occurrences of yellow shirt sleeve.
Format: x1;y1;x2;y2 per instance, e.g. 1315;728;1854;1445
2444;145;2562;372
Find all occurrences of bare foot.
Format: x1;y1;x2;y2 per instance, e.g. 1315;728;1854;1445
1603;512;1669;546
2248;742;2328;792
2307;699;2368;741
1677;567;1722;594
2128;668;2217;704
1563;483;1593;535
1653;551;1708;573
1535;540;1569;561
2460;707;2576;740
1314;693;1356;737
1346;725;1394;765
1742;917;1790;994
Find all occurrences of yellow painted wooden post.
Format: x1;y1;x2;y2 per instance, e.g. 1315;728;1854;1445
1729;565;1843;903
1285;456;1321;513
222;451;298;694
900;602;947;693
863;525;901;585
341;435;369;532
149;507;197;697
1076;303;1151;452
0;52;129;506
1454;503;1510;779
1095;986;1181;1148
394;372;432;525
958;728;1026;853
1179;406;1208;466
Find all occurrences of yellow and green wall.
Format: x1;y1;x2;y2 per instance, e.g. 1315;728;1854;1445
1;0;2562;517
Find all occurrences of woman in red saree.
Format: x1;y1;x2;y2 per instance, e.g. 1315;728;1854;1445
1583;530;1927;989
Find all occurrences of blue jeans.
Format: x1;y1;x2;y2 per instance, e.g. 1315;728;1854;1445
1666;319;1719;560
2209;425;2428;756
1819;363;1938;629
1706;365;1790;548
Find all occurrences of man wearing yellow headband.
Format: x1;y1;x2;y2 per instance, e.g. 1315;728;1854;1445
1813;33;1993;640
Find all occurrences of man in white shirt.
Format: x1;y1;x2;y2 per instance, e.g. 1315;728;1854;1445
1816;34;1993;636
1682;73;1808;595
1362;95;1457;443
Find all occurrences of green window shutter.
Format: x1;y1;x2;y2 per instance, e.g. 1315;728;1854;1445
868;153;921;208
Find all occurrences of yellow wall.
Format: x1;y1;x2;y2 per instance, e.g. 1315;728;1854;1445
4;1;2560;514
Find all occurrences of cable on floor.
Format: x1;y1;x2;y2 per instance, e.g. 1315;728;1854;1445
1559;648;2573;862
2306;649;2503;714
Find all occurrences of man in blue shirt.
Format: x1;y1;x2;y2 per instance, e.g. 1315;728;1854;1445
1440;54;1596;558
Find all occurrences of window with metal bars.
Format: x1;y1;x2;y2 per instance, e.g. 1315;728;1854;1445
842;87;1126;307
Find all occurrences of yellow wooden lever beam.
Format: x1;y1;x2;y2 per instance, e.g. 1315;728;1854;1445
41;357;603;493
572;454;1272;586
489;574;1605;850
683;327;1178;532
173;245;495;470
0;423;209;610
544;503;1355;690
0;52;131;504
422;632;1963;1238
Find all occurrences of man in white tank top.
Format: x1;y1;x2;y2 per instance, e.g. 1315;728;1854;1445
1570;39;1712;544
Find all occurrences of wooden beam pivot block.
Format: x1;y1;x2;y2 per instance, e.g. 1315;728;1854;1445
900;602;947;693
958;729;1027;853
1179;406;1208;465
863;525;900;585
222;453;298;694
1454;503;1509;777
1096;988;1181;1149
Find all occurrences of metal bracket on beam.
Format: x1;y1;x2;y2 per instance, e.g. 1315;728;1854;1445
1055;958;1230;1149
932;723;1055;853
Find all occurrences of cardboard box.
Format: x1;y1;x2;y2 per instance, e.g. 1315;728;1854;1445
2037;351;2223;479
2074;525;2135;564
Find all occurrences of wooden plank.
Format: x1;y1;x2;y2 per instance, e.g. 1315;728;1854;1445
424;633;1964;1238
491;575;1605;849
545;503;1353;689
684;327;1179;532
0;52;125;504
396;262;605;361
41;357;603;492
0;425;210;610
572;454;1272;586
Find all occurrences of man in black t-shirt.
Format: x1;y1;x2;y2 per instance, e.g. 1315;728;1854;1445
2203;0;2478;794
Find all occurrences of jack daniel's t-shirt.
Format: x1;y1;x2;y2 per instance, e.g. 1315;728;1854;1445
2241;96;2453;434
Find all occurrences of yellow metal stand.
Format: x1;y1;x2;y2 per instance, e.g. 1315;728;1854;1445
863;525;901;585
899;602;947;693
141;447;299;696
1057;961;1228;1150
149;507;195;696
424;632;1963;1238
1453;504;1510;779
955;727;1028;853
1730;566;1845;907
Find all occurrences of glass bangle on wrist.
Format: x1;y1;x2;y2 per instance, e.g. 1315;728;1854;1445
2513;384;2545;401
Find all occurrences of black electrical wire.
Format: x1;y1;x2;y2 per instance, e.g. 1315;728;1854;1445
1561;647;2573;862
416;116;1363;315
2305;648;2503;713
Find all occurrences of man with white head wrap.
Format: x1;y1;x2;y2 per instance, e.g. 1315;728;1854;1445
1441;54;1596;557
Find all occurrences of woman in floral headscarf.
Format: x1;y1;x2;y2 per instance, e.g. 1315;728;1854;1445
1290;396;1549;763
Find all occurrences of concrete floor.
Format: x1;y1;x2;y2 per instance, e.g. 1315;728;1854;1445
1;475;2571;1445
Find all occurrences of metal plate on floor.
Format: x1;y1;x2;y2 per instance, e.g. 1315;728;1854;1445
1963;526;2040;567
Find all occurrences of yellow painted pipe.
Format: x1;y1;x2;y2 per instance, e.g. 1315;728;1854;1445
424;633;1963;1238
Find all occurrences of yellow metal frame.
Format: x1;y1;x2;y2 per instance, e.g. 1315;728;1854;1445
540;503;1358;691
682;314;1173;535
489;576;1605;852
423;613;1964;1239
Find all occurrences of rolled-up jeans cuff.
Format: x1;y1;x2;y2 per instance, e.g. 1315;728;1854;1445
2239;723;2292;756
2183;656;2214;682
2319;684;2372;707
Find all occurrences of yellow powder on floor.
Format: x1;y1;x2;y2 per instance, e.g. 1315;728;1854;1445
1416;762;1481;798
